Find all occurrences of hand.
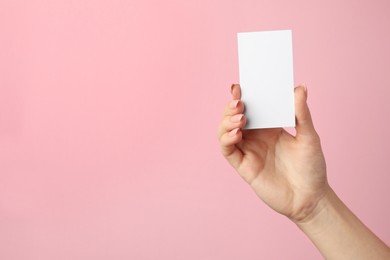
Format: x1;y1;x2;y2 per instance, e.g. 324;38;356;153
218;84;329;223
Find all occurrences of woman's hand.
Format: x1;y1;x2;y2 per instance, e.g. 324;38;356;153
219;84;390;259
218;84;329;223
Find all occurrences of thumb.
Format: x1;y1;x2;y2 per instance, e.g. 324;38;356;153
294;85;317;139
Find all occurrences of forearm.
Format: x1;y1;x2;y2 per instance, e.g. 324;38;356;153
296;188;390;260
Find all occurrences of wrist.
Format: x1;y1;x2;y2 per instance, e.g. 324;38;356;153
293;186;390;259
293;185;338;230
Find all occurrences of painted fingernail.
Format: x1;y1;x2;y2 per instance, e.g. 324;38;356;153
228;128;240;137
229;100;239;109
231;114;244;123
230;84;238;95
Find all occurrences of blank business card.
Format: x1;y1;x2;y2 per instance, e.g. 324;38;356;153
237;30;295;129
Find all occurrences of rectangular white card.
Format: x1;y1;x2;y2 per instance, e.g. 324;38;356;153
237;30;295;129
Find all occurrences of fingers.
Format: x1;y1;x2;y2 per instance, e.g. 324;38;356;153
219;84;245;137
220;128;244;168
223;99;244;117
219;123;244;168
294;85;318;140
219;112;246;138
218;83;245;167
231;84;241;100
224;84;243;116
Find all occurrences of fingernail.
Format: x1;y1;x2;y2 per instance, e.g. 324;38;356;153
230;84;236;95
228;128;240;137
230;114;244;123
229;100;239;109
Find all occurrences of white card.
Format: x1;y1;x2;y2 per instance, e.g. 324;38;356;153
237;30;295;129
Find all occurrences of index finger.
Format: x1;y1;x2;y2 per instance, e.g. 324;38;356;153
231;84;241;100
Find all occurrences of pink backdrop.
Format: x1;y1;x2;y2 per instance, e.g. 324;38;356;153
1;0;389;259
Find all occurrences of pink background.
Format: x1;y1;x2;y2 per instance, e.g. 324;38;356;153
1;0;389;259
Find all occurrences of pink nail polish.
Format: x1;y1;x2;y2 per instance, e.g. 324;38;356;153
231;114;244;123
228;128;240;137
230;84;235;95
229;100;239;109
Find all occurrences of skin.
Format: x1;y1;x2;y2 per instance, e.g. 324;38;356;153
218;84;390;259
